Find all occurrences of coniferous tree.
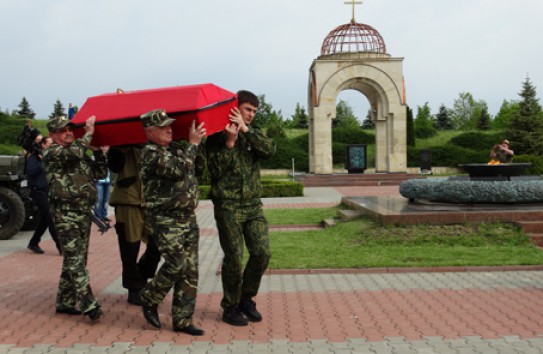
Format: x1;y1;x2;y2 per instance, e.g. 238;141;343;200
16;97;36;119
361;109;375;129
434;104;453;130
406;105;415;146
49;99;66;119
507;77;543;154
291;102;308;129
476;106;491;131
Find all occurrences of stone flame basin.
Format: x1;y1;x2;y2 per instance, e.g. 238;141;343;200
459;163;531;180
400;163;543;204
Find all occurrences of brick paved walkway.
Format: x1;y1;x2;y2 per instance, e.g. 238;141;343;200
2;186;543;353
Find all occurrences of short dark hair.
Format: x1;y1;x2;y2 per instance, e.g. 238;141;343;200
237;90;259;108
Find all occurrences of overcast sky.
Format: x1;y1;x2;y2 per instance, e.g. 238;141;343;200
2;0;542;121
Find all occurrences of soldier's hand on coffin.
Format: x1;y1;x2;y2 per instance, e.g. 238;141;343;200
224;123;239;149
229;107;249;133
84;115;96;136
188;120;206;146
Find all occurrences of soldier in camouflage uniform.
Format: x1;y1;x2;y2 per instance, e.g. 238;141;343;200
138;109;206;336
43;115;108;322
205;90;276;326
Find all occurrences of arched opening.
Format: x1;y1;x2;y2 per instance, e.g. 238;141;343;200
334;89;375;171
336;89;370;126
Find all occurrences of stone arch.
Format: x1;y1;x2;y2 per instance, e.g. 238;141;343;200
308;53;406;174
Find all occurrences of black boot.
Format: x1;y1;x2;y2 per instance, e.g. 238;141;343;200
84;306;103;322
239;297;262;322
173;323;205;336
222;307;248;326
142;303;161;328
127;289;143;306
27;244;44;254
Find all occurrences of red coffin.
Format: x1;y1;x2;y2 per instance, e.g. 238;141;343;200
71;83;236;146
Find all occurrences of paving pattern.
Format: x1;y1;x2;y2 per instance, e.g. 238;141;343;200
1;186;543;353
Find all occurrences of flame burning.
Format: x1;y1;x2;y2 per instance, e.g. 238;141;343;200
488;159;501;165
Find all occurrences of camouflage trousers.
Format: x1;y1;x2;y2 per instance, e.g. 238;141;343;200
213;202;271;310
52;208;99;313
140;213;199;328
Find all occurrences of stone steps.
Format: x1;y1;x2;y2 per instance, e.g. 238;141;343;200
322;209;363;228
514;221;543;248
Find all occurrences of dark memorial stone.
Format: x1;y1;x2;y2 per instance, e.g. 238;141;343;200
346;144;366;174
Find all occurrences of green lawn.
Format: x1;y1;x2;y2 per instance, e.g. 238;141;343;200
263;208;543;269
265;207;339;224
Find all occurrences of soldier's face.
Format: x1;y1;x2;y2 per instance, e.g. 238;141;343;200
239;103;258;126
51;128;74;147
149;125;172;146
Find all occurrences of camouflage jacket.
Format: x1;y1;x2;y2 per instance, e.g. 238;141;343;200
140;141;199;217
205;126;276;203
43;134;108;211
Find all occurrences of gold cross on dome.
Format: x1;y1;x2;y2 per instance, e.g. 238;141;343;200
344;0;363;23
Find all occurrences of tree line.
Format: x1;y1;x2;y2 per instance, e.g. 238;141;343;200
4;77;542;156
410;77;543;155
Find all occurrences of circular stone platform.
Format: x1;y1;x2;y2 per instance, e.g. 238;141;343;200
400;178;543;204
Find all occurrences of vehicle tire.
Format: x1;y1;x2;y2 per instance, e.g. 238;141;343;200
0;187;25;240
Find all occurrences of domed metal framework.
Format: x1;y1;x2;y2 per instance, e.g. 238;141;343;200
321;22;386;56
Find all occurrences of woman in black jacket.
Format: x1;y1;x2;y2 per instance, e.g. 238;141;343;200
26;137;61;254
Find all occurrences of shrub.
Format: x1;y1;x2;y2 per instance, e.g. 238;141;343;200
261;137;308;171
266;124;286;139
332;127;374;144
261;180;304;197
332;142;347;166
199;180;303;199
407;144;488;168
291;133;309;149
450;131;504;151
513;155;543;175
415;125;438;139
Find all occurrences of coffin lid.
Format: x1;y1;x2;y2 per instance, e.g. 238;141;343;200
71;83;236;126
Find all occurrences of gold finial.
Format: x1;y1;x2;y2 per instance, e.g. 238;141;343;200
344;0;363;23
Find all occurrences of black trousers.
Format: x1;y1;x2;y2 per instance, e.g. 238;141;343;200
28;190;61;252
115;222;161;291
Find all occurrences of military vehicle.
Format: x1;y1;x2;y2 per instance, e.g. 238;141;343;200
0;155;36;240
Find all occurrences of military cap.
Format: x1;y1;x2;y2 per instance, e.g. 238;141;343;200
47;115;72;132
140;109;175;128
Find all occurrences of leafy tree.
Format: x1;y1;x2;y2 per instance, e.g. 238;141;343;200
333;100;359;128
414;102;437;138
434;104;453;130
49;99;66;119
450;92;477;129
253;94;284;128
493;99;519;129
406;105;415;146
507;77;543;154
291;102;308;129
476;106;491;130
360;109;375;129
16;97;35;119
